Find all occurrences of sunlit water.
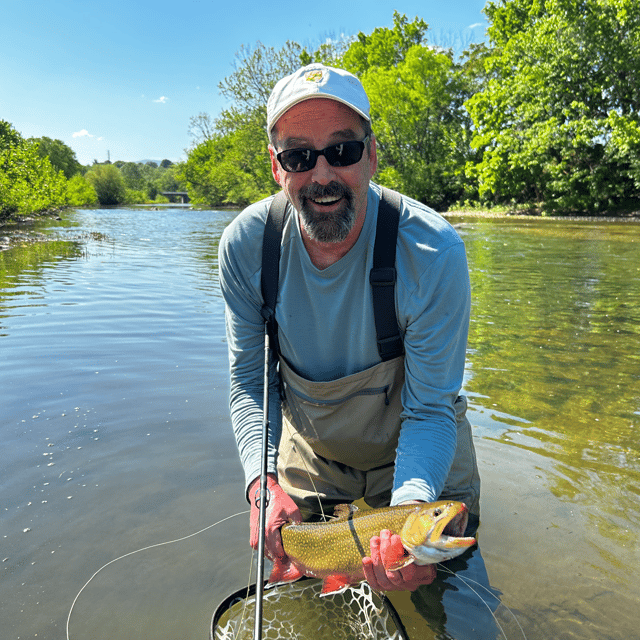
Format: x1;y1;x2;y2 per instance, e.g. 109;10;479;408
1;208;638;640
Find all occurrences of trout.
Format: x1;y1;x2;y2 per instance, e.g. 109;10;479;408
269;501;476;594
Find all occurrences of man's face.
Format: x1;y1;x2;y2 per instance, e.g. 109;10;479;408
269;98;377;244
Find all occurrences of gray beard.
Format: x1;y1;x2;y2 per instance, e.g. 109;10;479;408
298;182;356;243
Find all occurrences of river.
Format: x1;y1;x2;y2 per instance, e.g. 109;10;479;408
1;207;638;640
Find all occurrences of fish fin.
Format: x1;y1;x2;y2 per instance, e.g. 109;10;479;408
320;574;353;595
333;503;359;519
383;537;415;571
268;558;304;584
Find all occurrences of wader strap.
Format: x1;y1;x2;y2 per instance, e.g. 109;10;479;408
261;187;404;361
261;191;288;356
370;188;404;361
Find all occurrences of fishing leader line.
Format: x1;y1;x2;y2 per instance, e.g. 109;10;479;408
65;509;250;640
436;563;527;640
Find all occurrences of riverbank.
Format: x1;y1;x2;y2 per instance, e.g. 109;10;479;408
0;208;64;226
444;207;640;221
0;210;65;250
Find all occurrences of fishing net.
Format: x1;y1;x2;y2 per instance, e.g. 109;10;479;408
211;578;409;640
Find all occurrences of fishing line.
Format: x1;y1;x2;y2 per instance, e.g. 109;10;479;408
233;545;258;640
282;417;327;522
436;563;527;640
66;509;250;640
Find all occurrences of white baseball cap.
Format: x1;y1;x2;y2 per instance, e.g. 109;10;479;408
266;64;370;133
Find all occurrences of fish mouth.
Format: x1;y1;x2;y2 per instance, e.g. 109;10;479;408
430;503;475;549
442;504;468;537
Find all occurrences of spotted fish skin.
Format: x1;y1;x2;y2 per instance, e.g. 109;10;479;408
268;501;475;594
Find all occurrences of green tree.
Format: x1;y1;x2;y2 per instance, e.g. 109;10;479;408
65;174;98;206
339;14;475;209
342;11;428;76
1;121;67;217
361;45;474;209
0;120;22;148
156;164;182;192
466;0;640;214
218;40;305;114
119;162;146;191
180;109;275;206
31;137;82;179
182;16;485;209
85;164;126;205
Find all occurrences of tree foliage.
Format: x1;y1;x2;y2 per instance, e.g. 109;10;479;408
113;159;183;202
218;41;305;114
361;45;475;210
0;121;68;218
300;33;354;68
85;164;127;205
467;0;640;213
66;174;98;206
341;11;429;76
336;14;478;210
0;119;184;217
180;109;275;206
31;136;83;179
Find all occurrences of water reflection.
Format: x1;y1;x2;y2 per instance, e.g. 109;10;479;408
461;217;640;608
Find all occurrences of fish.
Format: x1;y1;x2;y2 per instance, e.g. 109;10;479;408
268;501;476;595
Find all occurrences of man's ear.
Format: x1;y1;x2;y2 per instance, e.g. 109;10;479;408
269;145;284;187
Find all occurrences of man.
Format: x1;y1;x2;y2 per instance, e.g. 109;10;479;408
219;63;480;592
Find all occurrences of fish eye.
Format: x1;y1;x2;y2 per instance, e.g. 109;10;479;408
433;508;442;517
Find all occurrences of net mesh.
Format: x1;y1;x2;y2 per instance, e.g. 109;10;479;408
212;579;406;640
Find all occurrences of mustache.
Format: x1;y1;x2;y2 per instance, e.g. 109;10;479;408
299;181;350;201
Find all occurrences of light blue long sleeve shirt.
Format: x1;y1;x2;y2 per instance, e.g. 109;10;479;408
218;183;471;505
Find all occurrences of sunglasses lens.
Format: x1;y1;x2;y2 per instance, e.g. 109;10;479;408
324;141;365;167
277;140;366;173
278;149;315;173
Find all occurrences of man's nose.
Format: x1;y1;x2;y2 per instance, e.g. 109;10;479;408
310;154;335;184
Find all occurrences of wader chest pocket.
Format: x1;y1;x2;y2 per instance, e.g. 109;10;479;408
279;357;405;470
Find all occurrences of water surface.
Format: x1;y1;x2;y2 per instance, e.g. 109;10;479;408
1;208;638;639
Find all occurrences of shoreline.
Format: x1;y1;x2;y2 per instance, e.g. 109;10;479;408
443;209;640;221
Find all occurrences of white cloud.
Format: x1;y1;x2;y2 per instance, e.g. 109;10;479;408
468;23;485;29
153;96;169;103
72;129;94;138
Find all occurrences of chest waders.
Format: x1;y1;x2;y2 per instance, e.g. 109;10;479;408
260;189;480;520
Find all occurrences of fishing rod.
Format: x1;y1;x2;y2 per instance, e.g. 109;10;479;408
253;327;271;640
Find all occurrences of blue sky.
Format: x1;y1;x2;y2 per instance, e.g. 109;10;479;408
1;0;488;166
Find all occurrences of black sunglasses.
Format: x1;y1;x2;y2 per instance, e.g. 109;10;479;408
276;137;369;173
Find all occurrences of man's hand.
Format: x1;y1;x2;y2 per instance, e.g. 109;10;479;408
362;529;436;591
249;473;302;561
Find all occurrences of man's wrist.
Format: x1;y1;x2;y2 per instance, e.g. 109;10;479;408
248;473;278;494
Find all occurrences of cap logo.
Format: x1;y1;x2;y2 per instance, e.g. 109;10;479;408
304;70;324;83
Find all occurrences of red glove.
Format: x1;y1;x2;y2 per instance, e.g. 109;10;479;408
249;473;302;561
362;529;436;591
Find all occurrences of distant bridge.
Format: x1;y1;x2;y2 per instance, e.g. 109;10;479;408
161;191;190;204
